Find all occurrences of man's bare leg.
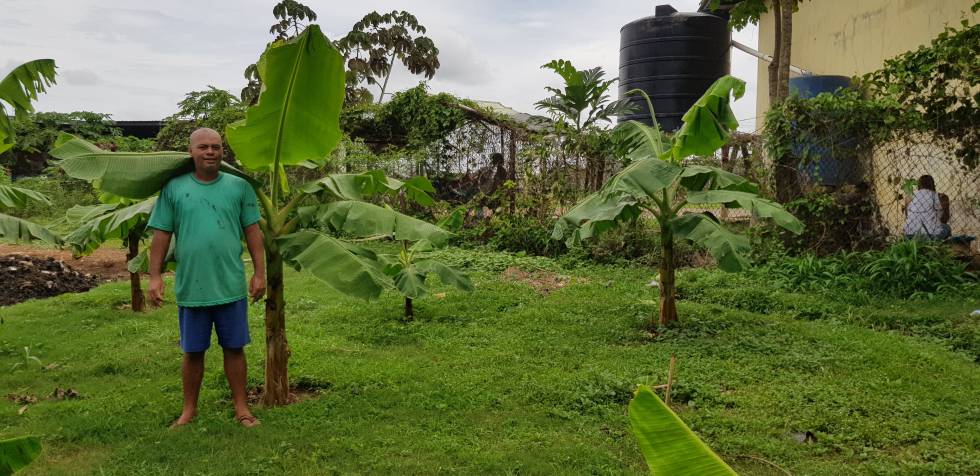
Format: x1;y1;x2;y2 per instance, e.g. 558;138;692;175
174;351;205;427
223;347;259;427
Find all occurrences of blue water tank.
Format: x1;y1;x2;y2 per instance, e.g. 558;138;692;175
788;75;859;186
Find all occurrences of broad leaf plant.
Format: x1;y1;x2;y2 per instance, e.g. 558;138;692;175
0;59;60;244
50;25;461;406
553;76;803;327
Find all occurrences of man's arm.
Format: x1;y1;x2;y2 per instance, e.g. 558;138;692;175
148;229;172;306
244;223;266;303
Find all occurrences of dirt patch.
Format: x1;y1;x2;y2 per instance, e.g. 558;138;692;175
246;378;332;406
0;243;131;282
501;266;585;294
0;254;99;306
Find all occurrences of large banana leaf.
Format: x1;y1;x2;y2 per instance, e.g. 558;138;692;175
299;171;436;207
0;213;61;244
686;190;803;234
309;201;452;246
629;385;736;475
298;174;369;200
64;203;119;225
552;158;682;246
63;198;156;255
551;190;641;247
385;258;474;300
671;213;751;272
0;59;57;154
613;120;669;161
415;259;474;292
0;436;42;475
668;76;745;162
278;230;389;300
50;134;192;199
679;166;757;193
0;184;51;209
50;134;258;199
226;25;345;171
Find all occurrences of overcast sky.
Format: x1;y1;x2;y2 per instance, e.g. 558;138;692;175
1;0;760;130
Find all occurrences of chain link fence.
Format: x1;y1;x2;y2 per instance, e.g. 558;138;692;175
868;131;980;240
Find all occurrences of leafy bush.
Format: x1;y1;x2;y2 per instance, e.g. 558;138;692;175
485;212;564;257
7;172;98;223
768;240;976;299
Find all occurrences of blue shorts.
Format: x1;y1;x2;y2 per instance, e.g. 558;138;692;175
178;299;250;353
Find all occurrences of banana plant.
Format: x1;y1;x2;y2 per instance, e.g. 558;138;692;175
301;188;473;319
49;25;453;406
0;181;59;244
629;385;736;475
1;59;57;155
62;196;158;311
382;240;473;319
0;59;60;244
553;76;802;327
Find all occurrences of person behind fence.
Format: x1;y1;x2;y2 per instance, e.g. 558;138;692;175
903;174;950;240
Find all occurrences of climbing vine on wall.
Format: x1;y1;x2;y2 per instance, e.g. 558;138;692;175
765;9;979;171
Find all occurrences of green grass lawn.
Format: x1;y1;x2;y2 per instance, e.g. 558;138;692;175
1;248;978;475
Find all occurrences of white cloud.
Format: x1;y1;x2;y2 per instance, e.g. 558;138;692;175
60;69;102;86
2;0;760;129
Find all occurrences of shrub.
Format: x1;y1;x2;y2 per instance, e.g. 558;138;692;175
768;240;976;299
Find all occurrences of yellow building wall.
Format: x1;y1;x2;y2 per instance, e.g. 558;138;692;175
754;0;979;241
755;0;978;129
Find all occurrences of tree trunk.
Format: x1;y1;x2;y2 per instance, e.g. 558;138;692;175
658;230;678;328
770;0;800;202
262;248;290;406
404;297;413;320
508;130;517;214
376;55;397;104
776;0;794;101
126;230;145;312
768;0;782;103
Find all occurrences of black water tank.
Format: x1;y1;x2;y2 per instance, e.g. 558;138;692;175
619;4;730;131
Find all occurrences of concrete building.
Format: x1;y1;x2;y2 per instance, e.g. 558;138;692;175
754;0;978;129
748;0;979;239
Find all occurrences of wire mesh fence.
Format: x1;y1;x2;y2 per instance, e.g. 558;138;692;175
868;131;980;240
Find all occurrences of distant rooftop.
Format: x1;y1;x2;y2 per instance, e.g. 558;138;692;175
457;100;553;133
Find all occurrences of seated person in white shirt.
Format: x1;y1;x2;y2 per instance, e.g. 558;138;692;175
903;174;950;240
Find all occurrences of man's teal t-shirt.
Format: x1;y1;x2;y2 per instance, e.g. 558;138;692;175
147;172;261;307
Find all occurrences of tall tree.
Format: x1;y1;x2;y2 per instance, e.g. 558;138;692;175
335;10;440;104
716;0;803;104
715;0;805;201
241;0;318;105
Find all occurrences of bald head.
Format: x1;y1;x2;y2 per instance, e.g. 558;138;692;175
188;128;224;178
189;128;221;147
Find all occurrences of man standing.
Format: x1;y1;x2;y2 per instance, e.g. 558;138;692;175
148;128;265;428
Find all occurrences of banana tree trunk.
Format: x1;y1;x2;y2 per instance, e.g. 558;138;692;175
405;297;414;320
658;230;678;327
126;230;145;312
263;247;290;406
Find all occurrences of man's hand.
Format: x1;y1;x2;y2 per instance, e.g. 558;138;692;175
249;274;266;303
149;275;165;307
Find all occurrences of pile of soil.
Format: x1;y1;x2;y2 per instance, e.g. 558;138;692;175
0;244;131;282
0;254;98;306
